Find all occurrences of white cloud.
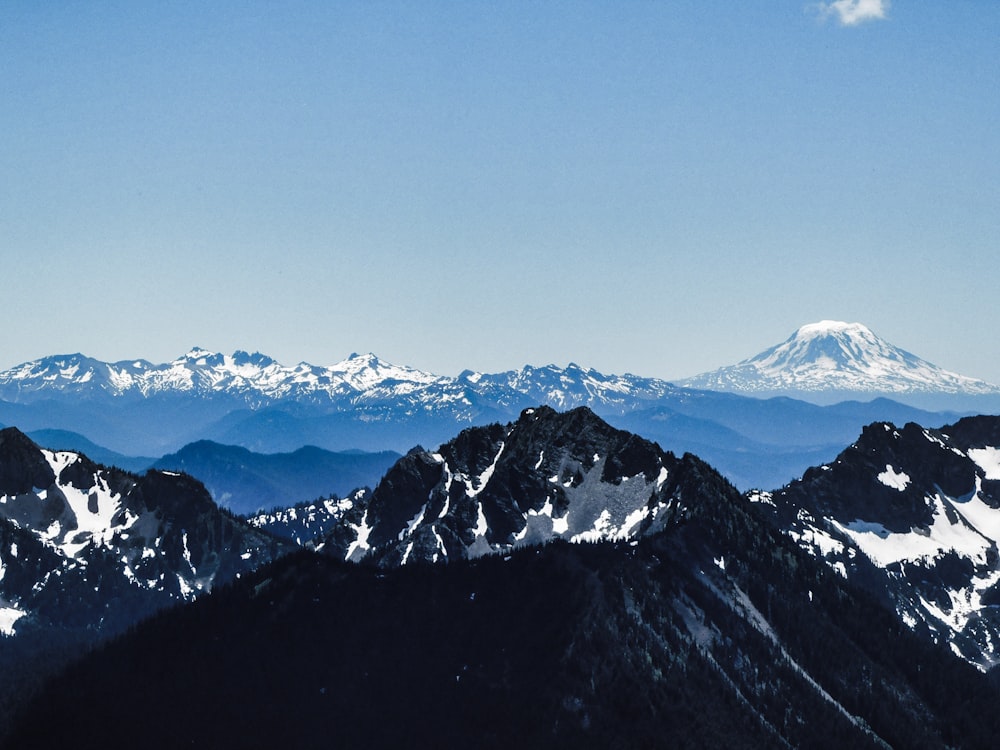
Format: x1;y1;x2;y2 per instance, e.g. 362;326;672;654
818;0;890;26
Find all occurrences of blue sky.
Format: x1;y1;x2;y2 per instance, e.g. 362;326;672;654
2;1;998;382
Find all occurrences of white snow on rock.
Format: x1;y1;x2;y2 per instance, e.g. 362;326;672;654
876;465;910;491
969;447;1000;480
37;449;128;558
832;493;991;569
952;479;1000;543
345;509;373;562
0;606;26;636
788;525;845;558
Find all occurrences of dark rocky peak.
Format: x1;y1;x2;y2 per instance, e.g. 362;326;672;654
765;415;1000;669
941;414;1000;449
130;468;217;516
435;421;507;481
504;406;666;484
0;427;55;495
231;350;277;368
786;421;982;532
365;449;450;550
855;421;975;497
335;406;700;567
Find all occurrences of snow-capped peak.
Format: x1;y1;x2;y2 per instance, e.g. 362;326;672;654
678;321;1000;399
181;347;216;361
795;320;871;337
328;352;444;391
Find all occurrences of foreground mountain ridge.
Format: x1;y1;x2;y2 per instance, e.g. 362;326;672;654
0;427;294;726
266;405;1000;674
8;400;1000;679
7;408;999;748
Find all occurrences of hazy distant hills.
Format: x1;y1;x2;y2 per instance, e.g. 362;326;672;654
152;441;399;515
0;323;994;490
20;428;155;473
0;426;397;515
679;321;1000;410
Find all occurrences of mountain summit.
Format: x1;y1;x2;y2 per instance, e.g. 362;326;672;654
678;321;1000;407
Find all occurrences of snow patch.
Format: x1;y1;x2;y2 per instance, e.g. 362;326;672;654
656;465;669;491
834;493;992;568
0;606;26;636
877;465;910;491
345;509;373;561
789;525;845;558
399;504;428;540
969;447;1000;480
467;442;504;498
746;490;776;507
474;501;488;537
571;509;612;544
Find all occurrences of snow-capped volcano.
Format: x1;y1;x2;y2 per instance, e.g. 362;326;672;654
678;321;1000;405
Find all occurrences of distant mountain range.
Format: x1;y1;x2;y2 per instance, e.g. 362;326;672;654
679;321;1000;409
2;323;994;490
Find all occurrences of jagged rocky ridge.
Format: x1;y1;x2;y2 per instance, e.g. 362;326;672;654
6;409;999;748
0;427;290;633
0;349;683;457
247;489;371;546
0;349;674;414
756;415;1000;670
249;407;1000;677
317;406;689;566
